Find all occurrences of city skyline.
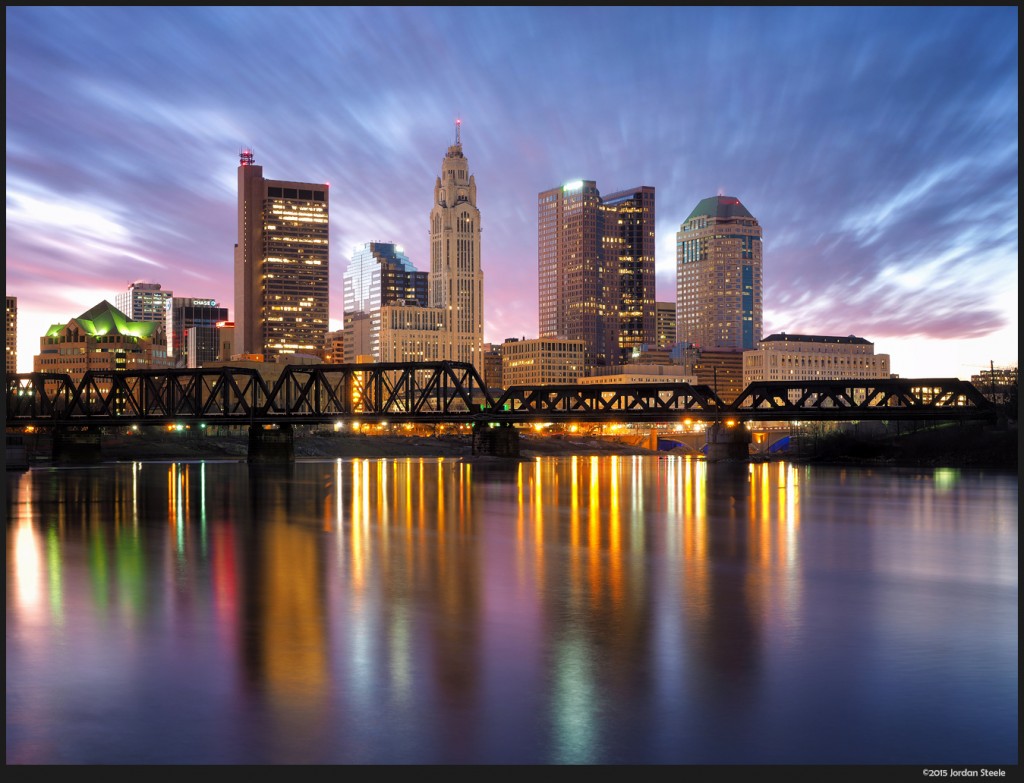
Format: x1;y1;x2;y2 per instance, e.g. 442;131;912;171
5;6;1018;378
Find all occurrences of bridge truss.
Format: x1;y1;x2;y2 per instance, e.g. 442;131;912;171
5;364;998;427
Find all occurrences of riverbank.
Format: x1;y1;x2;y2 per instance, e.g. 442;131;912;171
86;430;658;462
14;421;1015;469
786;421;1017;470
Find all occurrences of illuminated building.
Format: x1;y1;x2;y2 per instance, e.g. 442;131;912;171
165;297;228;366
6;296;16;374
115;281;173;323
233;149;329;361
579;364;696;385
376;304;447;363
655;301;676;348
971;364;1018;405
500;337;585;386
482;342;503;390
343;241;428;360
676;195;762;352
602;185;656;360
215;320;234;361
34;300;172;381
538;180;656;370
692;349;746;403
429;119;484;368
742;332;891;386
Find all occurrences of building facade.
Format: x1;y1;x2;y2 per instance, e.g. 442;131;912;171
655;301;676;348
115;281;173;324
34;301;172;381
429;119;484;369
343;242;429;361
481;342;503;390
742;333;891;386
165;297;229;366
579;364;696;386
602;186;657;360
6;296;16;374
344;242;427;315
676;195;762;353
500;337;586;387
538;180;655;370
376;304;447;363
233;149;329;361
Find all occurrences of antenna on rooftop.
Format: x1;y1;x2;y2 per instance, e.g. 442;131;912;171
455;117;461;146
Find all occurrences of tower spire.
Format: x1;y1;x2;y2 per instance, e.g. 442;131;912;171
455;117;461;146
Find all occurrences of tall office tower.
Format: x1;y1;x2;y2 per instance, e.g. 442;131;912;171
115;282;173;323
6;296;17;374
165;297;229;365
602;186;656;361
233;149;329;361
676;195;762;352
344;242;428;316
343;241;429;360
538;180;612;368
538;180;655;368
429;119;483;369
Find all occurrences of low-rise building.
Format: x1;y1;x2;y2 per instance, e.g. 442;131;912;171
34;300;172;381
501;337;585;386
579;364;696;385
743;333;891;386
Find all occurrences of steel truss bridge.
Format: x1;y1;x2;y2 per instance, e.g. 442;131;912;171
5;362;998;428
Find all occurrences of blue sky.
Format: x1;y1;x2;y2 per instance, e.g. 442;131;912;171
6;6;1018;378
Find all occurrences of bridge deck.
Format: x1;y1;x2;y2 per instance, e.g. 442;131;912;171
6;363;998;427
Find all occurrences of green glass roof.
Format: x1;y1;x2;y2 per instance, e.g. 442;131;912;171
684;195;753;222
46;300;158;338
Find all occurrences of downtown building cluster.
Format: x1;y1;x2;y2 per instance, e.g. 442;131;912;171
14;121;920;402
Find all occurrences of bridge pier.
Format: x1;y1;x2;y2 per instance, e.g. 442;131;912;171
472;422;520;457
52;427;104;464
705;422;751;462
248;424;294;463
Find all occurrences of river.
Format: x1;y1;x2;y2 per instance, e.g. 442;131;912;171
5;455;1018;766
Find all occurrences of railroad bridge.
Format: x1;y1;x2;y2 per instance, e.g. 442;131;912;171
5;362;998;462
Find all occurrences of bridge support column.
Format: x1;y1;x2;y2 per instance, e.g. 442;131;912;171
472;422;520;457
705;423;751;462
52;427;103;464
248;424;294;464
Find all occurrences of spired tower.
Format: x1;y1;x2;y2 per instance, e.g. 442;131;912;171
429;119;484;369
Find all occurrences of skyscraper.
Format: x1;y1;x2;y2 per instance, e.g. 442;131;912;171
602;185;656;360
115;281;173;323
429;119;483;368
344;242;428;316
538;180;656;368
165;297;229;367
675;195;762;352
6;296;17;374
343;241;429;360
234;149;329;360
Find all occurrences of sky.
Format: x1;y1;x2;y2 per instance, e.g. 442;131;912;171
5;6;1019;379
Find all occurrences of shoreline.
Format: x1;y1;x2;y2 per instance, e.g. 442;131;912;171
11;423;1016;470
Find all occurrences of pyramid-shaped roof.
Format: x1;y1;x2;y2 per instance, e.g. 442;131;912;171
685;195;754;223
45;300;158;339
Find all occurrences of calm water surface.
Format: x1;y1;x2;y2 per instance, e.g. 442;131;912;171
6;455;1018;765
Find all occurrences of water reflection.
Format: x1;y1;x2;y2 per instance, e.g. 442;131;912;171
6;456;1017;764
